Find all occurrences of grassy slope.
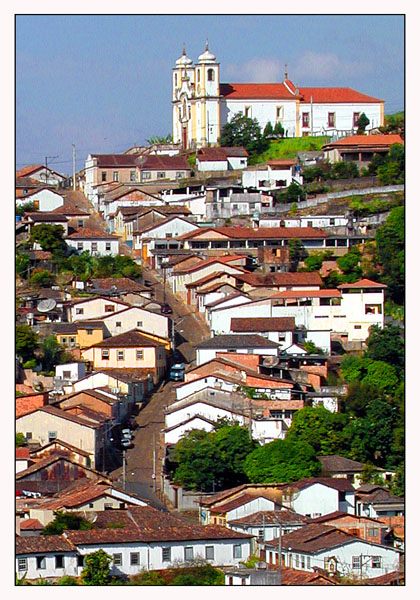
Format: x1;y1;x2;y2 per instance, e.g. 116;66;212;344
253;136;330;164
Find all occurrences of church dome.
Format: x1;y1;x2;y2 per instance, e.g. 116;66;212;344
198;41;216;63
176;45;193;67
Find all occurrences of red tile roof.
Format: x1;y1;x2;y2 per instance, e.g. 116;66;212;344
16;448;31;459
16;534;75;554
138;154;190;170
16;165;44;178
231;317;296;333
325;134;403;148
90;154;140;167
228;509;311;527
299;87;383;104
272;289;341;299
91;329;167;349
285;477;355;493
234;271;322;287
220;82;297;100
197;146;248;161
179;226;327;241
67;227;119;240
19;518;44;530
266;523;356;553
337;278;387;289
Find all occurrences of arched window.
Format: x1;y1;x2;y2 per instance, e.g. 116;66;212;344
207;69;214;82
197;69;200;82
174;73;178;87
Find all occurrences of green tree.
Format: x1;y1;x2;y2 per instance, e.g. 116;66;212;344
273;121;285;137
132;570;167;585
16;200;38;216
244;438;322;483
41;335;65;373
336;247;362;281
365;324;404;368
390;463;404;497
220;112;269;159
30;269;55;288
375;206;404;304
288;239;308;264
81;550;112;586
16;252;30;278
16;432;26;447
285;406;350;456
42;511;92;535
146;134;173;144
58;576;79;585
303;252;324;272
356;112;370;133
30;224;67;255
16;324;38;362
263;121;274;137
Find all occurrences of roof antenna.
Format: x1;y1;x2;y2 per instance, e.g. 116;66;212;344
285;63;288;80
182;42;186;55
205;38;209;51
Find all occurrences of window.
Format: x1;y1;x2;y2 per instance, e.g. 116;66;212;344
157;172;166;179
61;337;67;344
55;555;64;569
105;305;115;312
69;337;76;345
295;555;299;568
142;171;151;180
184;546;194;561
233;545;242;559
205;546;215;560
354;325;362;330
102;349;109;360
306;556;311;569
368;527;379;537
244;106;251;118
302;112;310;127
48;431;57;443
228;576;233;585
365;304;382;315
26;432;32;440
77;555;84;567
77;242;83;251
113;171;119;182
116;321;122;327
130;171;136;182
113;553;122;566
372;556;382;568
352;556;361;569
91;242;98;252
76;308;84;315
207;68;214;81
353;112;360;127
36;556;46;570
176;171;184;179
136;350;144;360
137;321;143;328
241;577;246;585
300;555;305;568
162;547;171;562
78;219;84;228
174;73;178;86
328;112;336;128
117;350;125;361
18;558;27;571
276;106;283;120
101;171;107;182
86;329;93;335
130;552;140;566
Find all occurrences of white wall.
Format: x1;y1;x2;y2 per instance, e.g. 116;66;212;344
222;99;298;137
19;189;64;212
70;298;128;322
55;362;86;381
66;238;119;256
16;553;79;581
101;306;169;339
225;497;276;521
290;484;355;517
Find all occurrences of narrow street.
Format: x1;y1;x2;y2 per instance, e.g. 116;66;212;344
110;263;210;511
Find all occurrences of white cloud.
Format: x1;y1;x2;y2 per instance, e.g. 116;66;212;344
224;58;285;82
292;51;373;82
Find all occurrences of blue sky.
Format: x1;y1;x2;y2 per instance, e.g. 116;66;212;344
15;14;404;175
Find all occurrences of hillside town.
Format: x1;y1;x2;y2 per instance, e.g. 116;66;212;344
15;41;405;586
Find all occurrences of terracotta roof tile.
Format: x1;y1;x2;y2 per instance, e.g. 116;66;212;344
337;278;387;289
299;87;383;104
231;317;295;333
19;518;44;530
325;134;403;147
228;509;311;526
197;146;248;160
16;534;75;554
91;329;167;348
266;523;356;553
220;82;297;100
197;334;280;349
67;227;119;240
234;271;322;287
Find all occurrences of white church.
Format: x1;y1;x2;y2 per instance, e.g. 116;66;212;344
172;42;385;149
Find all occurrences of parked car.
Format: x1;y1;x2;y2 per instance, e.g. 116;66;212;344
169;363;185;381
161;303;173;314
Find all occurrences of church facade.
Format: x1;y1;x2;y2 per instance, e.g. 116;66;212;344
172;43;385;149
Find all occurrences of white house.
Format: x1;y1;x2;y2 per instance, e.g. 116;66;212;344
242;160;303;191
195;334;280;366
66;229;120;256
229;317;295;350
283;478;356;518
133;216;200;265
97;305;170;340
263;523;401;580
69;297;130;322
228;508;311;541
196;146;248;171
16;188;65;212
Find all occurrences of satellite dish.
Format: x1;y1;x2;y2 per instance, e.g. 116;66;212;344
263;356;280;367
37;298;57;313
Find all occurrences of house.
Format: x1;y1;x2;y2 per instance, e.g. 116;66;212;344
310;511;389;546
84;154;143;205
136;154;191;183
15;454;109;495
25;212;69;237
16;504;253;581
88;277;152;299
206;493;283;528
206;191;274;221
230;317;296;349
242;160;303;191
16;187;65;212
227;508;312;541
28;439;95;468
233;271;322;294
16;405;113;471
53;388;131;425
94;305;170;341
262;523;401;580
54;321;107;350
280;477;356;517
322;134;404;165
101;187;164;222
68;296;130;322
66;228;120;256
355;485;404;519
25;479;148;526
195;334;281;366
133;215;200;267
196;146;248;171
16;448;36;474
71;368;152;406
224;565;336;586
317;454;389;488
16;164;66;186
50;192;90;228
81;330;167;384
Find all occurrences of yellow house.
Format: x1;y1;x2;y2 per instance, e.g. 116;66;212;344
55;321;106;349
81;329;167;384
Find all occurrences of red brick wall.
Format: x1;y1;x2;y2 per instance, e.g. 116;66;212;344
16;392;48;418
378;515;405;540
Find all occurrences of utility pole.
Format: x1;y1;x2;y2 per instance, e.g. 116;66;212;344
72;144;76;191
122;449;126;490
310;96;313;136
152;433;156;493
44;155;59;185
278;519;282;585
